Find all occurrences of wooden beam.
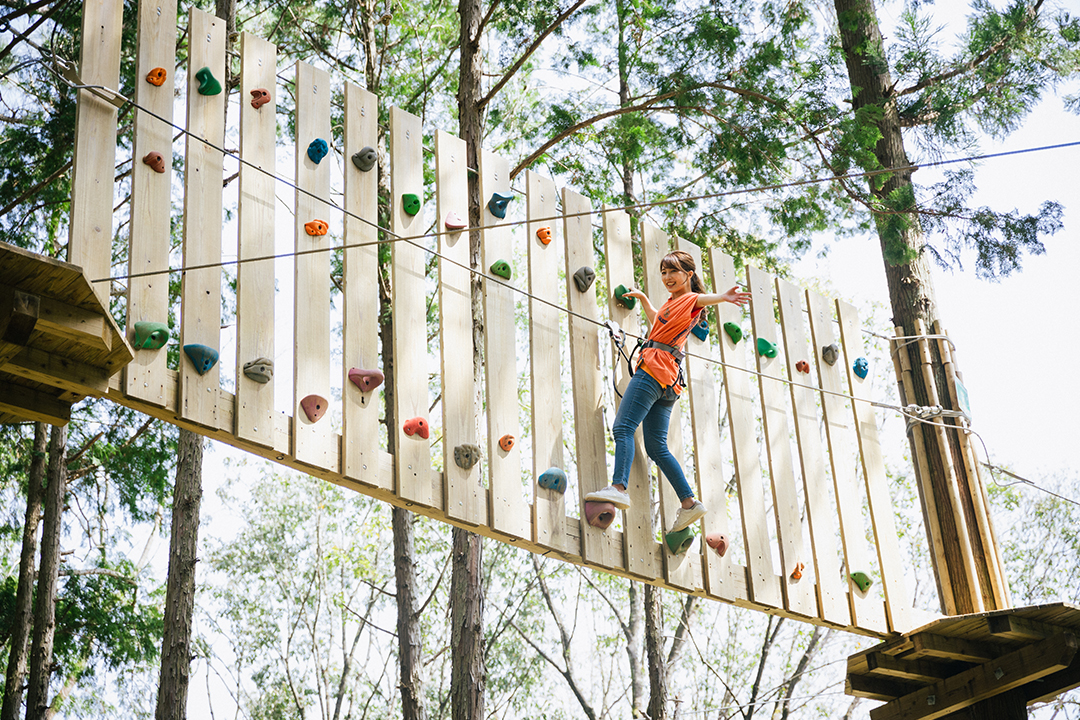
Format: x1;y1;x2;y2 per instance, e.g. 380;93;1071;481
908;632;1000;664
4;346;110;395
857;650;956;684
0;380;71;425
1023;656;1080;705
847;673;923;702
870;633;1078;720
35;295;110;351
987;615;1069;643
0;286;39;345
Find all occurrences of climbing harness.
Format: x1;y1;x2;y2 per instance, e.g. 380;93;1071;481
604;311;699;401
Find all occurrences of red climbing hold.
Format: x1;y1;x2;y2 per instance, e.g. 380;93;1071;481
146;67;167;86
348;368;384;393
705;533;729;557
795;360;810;374
585;501;616;530
300;394;328;423
142;152;166;174
536;226;552;245
498;434;515;452
305;219;329;236
403;417;429;440
250;88;271;109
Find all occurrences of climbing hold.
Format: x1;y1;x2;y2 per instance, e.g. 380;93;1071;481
304;219;329;236
665;527;695;555
352;146;377;172
250;88;271;109
757;337;778;358
487;191;513;219
851;571;873;592
822;343;839;366
613;284;636;310
300;394;328;423
141;151;166;174
402;193;421;216
195;67;222;96
348;367;384;393
705;533;729;557
584;501;616;530
573;266;595;293
536;226;552;245
723;322;742;344
489;260;512;280
243;357;274;383
691;317;709;342
403;417;429;440
444;211;467;230
498;434;515;452
795;360;810;374
454;443;481;470
306;138;329;164
853;357;869;379
133;321;169;350
146;67;167;86
790;562;804;581
183;343;219;375
538;467;567;493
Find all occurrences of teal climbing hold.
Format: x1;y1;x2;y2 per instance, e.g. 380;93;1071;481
133;321;169;350
853;357;869;379
665;527;695;555
690;317;709;342
194;67;222;96
489;260;512;280
850;571;873;592
183;343;219;376
307;138;329;164
487;191;513;219
402;193;421;216
538;467;567;493
756;337;778;358
613;284;636;310
723;322;742;344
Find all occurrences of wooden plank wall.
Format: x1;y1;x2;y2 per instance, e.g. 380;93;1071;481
66;3;944;637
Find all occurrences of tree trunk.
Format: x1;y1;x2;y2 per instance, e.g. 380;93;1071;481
2;423;47;720
644;584;668;720
24;424;67;720
627;582;646;716
393;506;426;720
154;428;204;720
833;0;991;614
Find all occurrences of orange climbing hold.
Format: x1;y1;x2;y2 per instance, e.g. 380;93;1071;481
250;88;271;109
300;394;328;423
305;219;329;236
142;152;166;174
146;67;167;86
498;434;515;452
536;226;552;245
790;562;804;581
404;417;429;440
705;533;729;557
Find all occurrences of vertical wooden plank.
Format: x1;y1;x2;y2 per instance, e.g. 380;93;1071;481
776;278;850;627
606;212;660;581
563;188;619;570
677;239;741;603
68;0;123;305
837;300;911;631
390;107;432;507
708;249;781;608
747;265;815;618
437;131;483;525
342;84;387;489
234;32;277;448
806;290;886;633
480;149;528;539
179;8;225;427
292;62;333;471
125;0;178;406
527;171;566;552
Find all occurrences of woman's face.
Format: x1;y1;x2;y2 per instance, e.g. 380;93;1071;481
661;264;692;294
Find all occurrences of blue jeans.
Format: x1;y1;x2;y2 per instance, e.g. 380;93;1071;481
611;370;695;501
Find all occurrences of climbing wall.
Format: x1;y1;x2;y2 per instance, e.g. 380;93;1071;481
59;2;945;638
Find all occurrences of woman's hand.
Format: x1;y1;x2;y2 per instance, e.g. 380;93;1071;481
720;285;751;307
622;288;648;302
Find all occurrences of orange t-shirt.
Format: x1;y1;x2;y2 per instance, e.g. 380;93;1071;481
638;292;700;392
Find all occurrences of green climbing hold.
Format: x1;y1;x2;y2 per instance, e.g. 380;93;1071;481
402;193;421;216
723;322;742;344
613;284;636;310
665;527;695;555
489;260;512;280
850;571;873;593
133;321;169;350
756;337;778;358
195;67;222;96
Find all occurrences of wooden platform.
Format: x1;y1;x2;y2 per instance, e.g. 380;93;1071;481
0;242;133;425
847;603;1080;719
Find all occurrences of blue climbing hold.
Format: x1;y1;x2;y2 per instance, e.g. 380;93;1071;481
538;467;568;494
307;138;329;164
691;317;709;342
854;357;869;379
487;191;513;219
183;344;219;376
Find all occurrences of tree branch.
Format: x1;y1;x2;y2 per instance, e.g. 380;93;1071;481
58;567;136;586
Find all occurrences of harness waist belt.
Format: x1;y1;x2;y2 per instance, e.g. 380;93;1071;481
642;339;684;362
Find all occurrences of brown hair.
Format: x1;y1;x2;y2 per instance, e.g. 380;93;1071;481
660;250;705;294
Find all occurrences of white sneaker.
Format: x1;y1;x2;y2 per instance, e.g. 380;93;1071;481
584;485;631;510
670;500;707;532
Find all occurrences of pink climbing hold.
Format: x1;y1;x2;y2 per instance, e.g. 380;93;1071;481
705;533;729;557
584;501;616;530
348;367;384;393
444;211;467;230
300;394;328;423
403;417;429;440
